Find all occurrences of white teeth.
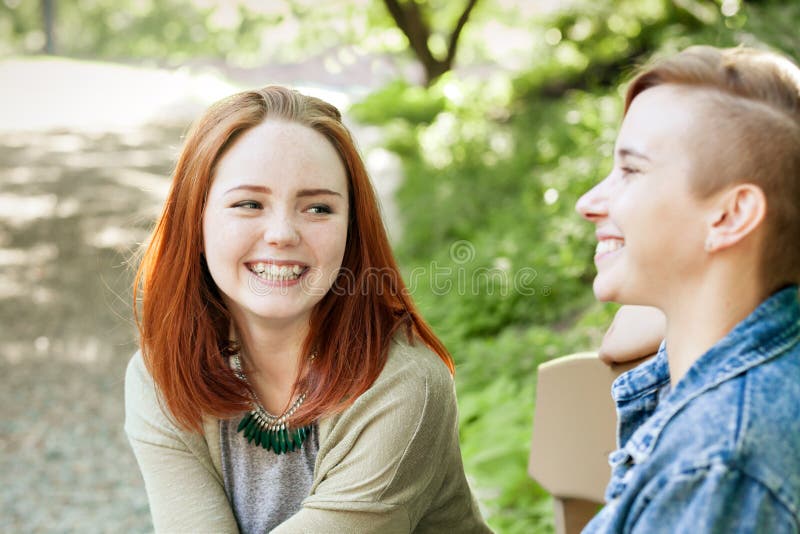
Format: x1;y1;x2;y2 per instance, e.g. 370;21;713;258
596;239;624;256
249;263;306;281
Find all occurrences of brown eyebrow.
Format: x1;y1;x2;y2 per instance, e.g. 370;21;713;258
617;147;651;162
225;185;270;195
224;185;343;198
296;188;343;198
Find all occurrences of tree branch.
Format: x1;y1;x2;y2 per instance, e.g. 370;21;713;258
446;0;480;66
382;0;437;68
382;0;480;84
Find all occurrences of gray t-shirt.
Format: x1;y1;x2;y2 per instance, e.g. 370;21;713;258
220;417;319;534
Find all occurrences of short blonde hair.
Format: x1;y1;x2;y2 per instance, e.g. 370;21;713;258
625;46;800;291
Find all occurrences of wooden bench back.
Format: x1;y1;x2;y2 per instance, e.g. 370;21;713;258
528;353;645;534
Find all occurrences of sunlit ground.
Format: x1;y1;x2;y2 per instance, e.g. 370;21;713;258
0;122;180;531
0;56;401;532
0;56;364;132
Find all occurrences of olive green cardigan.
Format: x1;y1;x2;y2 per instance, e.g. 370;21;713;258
124;339;492;533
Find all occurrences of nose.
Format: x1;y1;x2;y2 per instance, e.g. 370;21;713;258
576;176;610;223
263;213;301;247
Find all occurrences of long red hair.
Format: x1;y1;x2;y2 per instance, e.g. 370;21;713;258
134;86;453;432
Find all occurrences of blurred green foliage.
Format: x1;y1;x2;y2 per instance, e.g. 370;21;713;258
0;0;486;69
352;1;799;531
351;79;447;124
2;0;253;61
0;0;392;64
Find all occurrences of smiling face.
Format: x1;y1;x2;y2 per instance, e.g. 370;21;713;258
576;85;715;307
202;120;349;330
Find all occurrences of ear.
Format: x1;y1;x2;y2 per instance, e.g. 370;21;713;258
705;184;766;252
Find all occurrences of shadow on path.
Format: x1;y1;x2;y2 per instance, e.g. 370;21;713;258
0;125;184;532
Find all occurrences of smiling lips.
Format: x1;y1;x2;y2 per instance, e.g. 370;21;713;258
595;238;625;261
248;262;309;282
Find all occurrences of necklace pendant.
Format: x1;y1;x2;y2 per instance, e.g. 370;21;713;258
236;410;311;455
231;353;311;455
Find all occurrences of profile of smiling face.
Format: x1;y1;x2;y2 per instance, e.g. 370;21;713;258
202;120;349;330
576;85;720;307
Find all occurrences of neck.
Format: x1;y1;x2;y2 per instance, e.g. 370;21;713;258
661;268;766;387
232;313;311;413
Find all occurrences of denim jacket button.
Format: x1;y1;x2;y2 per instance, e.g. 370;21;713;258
608;449;631;467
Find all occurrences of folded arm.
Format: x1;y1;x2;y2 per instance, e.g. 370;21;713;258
600;305;665;364
124;352;239;533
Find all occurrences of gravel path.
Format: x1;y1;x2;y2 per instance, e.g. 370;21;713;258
1;127;181;533
0;59;402;533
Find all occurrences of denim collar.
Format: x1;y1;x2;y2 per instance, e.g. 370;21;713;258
611;285;800;463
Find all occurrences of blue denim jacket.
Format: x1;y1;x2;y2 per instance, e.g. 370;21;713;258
584;286;800;534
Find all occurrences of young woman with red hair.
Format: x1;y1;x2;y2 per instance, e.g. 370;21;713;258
125;86;490;533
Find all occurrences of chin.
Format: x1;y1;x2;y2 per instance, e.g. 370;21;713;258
239;297;311;321
593;290;618;303
592;277;619;303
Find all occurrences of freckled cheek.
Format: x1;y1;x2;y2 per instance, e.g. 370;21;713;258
319;240;348;269
204;219;253;268
312;223;348;271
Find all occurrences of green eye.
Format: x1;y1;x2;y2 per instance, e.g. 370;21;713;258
307;205;332;214
233;200;261;209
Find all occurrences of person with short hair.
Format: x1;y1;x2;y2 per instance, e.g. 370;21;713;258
576;46;800;532
125;86;491;533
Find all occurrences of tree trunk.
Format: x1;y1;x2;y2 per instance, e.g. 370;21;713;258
42;0;56;54
382;0;479;85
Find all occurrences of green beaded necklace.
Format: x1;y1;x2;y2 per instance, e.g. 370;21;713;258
231;353;312;455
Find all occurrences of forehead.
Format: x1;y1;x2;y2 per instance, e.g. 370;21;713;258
212;120;347;191
618;85;709;151
619;85;694;138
